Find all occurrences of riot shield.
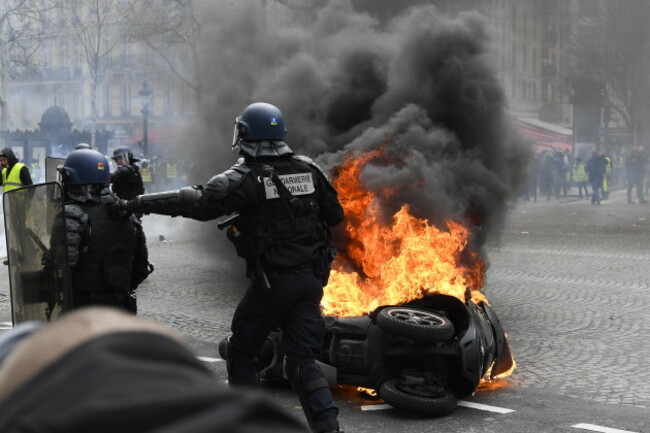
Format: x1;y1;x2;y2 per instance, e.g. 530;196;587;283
3;182;73;324
45;157;65;183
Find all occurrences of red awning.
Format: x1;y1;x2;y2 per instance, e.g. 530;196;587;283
515;118;573;153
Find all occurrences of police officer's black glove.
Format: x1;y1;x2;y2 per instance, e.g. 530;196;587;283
109;198;131;219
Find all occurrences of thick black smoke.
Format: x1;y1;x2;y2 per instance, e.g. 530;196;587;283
182;1;531;259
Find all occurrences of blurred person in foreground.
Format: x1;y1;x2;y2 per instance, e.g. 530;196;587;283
121;102;345;433
0;307;308;432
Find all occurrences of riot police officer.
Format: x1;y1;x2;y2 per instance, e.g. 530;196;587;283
110;145;145;201
59;149;150;313
123;102;345;433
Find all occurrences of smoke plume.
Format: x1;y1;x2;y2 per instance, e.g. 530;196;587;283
182;0;531;259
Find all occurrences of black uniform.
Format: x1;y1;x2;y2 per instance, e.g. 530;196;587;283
65;186;148;312
110;163;145;200
132;153;344;432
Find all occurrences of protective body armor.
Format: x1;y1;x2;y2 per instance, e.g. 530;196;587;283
65;200;137;295
111;164;145;200
225;156;331;277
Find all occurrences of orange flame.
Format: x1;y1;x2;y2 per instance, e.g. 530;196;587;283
322;148;487;317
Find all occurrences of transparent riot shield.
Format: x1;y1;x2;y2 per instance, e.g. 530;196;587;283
45;157;65;183
3;182;72;324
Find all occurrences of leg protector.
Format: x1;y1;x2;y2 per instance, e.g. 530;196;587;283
286;359;339;432
226;339;259;387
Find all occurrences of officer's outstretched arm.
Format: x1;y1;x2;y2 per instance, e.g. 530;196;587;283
127;186;202;217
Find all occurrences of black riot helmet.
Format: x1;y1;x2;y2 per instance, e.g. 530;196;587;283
75;143;91;150
59;149;110;186
112;145;138;165
232;102;293;157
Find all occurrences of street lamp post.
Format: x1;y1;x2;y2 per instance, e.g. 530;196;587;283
139;81;152;157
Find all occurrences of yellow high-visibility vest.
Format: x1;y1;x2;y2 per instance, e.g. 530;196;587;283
140;167;153;183
166;163;178;179
2;163;27;192
573;163;588;182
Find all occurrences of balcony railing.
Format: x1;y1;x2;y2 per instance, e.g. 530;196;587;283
17;67;83;81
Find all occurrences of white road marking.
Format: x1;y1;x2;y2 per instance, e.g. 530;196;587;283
572;424;639;433
457;400;515;414
0;327;13;330
360;404;392;411
360;400;515;414
1;322;12;326
196;356;223;363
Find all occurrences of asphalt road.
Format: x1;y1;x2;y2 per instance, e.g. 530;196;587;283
1;186;649;433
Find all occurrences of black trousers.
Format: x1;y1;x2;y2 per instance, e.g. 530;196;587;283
228;271;338;427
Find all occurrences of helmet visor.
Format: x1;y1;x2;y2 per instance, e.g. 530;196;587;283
112;151;129;166
232;117;242;149
56;165;65;183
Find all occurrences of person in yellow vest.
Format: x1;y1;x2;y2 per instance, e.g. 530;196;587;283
164;158;179;190
601;154;612;199
0;148;33;193
165;161;177;178
572;157;589;199
139;159;154;191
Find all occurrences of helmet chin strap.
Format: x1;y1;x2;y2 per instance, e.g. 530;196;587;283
237;140;293;158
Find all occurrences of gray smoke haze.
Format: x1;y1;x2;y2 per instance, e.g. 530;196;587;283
182;1;531;260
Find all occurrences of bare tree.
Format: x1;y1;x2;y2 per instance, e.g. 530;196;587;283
66;0;122;146
118;0;210;106
119;0;324;108
0;0;52;129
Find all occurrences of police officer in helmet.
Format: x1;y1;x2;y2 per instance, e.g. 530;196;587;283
59;149;150;313
123;102;345;433
110;145;145;201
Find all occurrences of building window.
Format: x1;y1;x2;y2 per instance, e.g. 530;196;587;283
523;10;528;37
76;92;83;120
74;41;82;68
532;47;537;74
121;83;130;115
104;84;112;117
522;45;528;72
21;96;29;127
166;82;173;115
60;41;69;68
42;40;52;66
